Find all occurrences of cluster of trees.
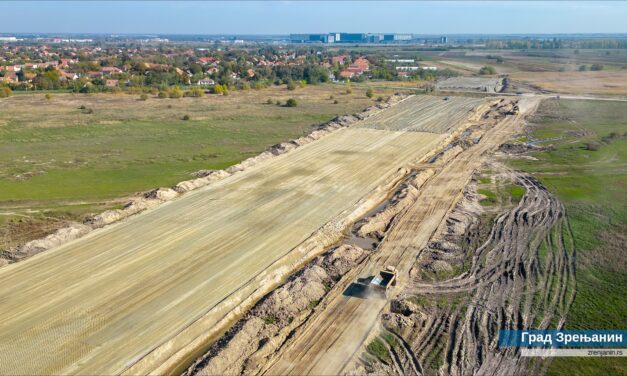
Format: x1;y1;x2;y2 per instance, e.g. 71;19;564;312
578;64;604;71
479;66;497;75
486;39;627;50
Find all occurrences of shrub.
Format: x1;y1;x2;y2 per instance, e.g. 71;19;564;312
78;104;86;109
45;93;53;101
158;91;168;99
187;87;204;97
275;100;282;105
590;63;604;71
286;80;297;91
346;87;353;94
479;65;497;75
366;337;390;362
285;98;298;107
329;95;334;100
366;88;374;98
252;81;268;90
585;142;601;151
376;96;384;102
0;87;12;98
299;80;307;88
579;65;588;72
267;98;273;104
333;99;339;104
182;114;190;121
139;94;148;101
169;87;183;99
212;84;226;95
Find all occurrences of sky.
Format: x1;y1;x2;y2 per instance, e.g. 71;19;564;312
0;1;626;35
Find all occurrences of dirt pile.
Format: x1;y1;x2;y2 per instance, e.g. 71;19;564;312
0;223;91;263
357;169;435;239
185;244;367;376
436;77;504;93
369;165;576;376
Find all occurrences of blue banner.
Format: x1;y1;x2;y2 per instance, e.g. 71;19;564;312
498;330;627;348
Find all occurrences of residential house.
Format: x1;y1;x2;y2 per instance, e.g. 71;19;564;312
339;70;354;79
23;72;37;82
0;71;18;83
331;55;347;65
59;70;79;80
353;58;370;71
100;66;122;75
197;78;215;86
105;79;119;88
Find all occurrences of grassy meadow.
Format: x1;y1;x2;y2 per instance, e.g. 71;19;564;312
508;98;627;375
0;84;391;249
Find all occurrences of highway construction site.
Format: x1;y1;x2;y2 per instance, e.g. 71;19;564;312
0;93;551;375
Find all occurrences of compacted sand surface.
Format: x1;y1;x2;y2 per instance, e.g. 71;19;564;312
0;96;484;375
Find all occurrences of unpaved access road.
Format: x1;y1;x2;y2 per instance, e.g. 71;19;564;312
400;165;575;376
264;97;541;376
0;96;482;375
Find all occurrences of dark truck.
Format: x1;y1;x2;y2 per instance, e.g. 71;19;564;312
368;266;398;297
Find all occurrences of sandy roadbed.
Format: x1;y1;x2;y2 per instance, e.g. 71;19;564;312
0;96;486;375
262;97;540;376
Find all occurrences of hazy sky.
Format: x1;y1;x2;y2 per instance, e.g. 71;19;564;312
1;1;626;35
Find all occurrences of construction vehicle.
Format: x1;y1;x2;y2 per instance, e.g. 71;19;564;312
346;266;398;299
370;266;398;295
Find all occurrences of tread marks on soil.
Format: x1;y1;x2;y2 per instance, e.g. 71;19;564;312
385;166;576;376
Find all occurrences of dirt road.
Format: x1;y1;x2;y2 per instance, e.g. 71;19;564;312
0;96;481;375
264;97;541;376
398;165;575;376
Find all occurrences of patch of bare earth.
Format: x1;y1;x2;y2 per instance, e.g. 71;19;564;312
355;163;576;375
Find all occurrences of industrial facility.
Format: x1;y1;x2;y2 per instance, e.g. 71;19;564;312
289;32;443;44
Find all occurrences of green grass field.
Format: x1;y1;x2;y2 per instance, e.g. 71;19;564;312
0;84;389;249
509;98;627;375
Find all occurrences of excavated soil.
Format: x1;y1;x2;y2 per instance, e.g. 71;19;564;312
185;244;368;376
436;77;505;93
254;97;542;376
1;95;492;375
356;163;575;376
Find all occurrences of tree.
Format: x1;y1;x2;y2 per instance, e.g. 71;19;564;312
0;87;12;98
186;87;204;97
213;84;226;95
285;98;298;107
479;66;497;75
169;86;183;98
366;88;374;98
